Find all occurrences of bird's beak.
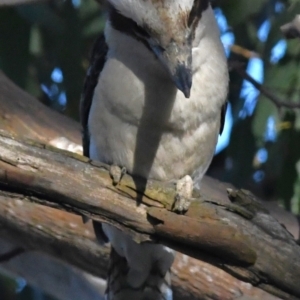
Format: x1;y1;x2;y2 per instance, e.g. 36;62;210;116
173;63;192;98
151;41;193;98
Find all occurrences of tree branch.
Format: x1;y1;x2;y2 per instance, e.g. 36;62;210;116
231;63;300;109
0;131;299;299
0;193;278;300
0;71;299;300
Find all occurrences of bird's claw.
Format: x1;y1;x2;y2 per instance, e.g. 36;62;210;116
173;194;191;212
110;165;126;186
172;175;193;213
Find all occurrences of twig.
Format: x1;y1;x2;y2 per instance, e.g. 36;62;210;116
232;62;300;109
229;44;260;59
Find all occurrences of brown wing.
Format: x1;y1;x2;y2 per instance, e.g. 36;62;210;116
219;101;227;135
80;34;108;157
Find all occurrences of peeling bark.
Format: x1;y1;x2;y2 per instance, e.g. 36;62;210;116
0;198;278;300
0;132;299;299
0;71;299;300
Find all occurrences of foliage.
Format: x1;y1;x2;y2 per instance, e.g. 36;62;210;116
213;0;300;214
0;0;104;118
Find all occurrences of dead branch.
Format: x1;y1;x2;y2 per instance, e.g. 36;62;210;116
0;71;299;300
231;63;300;109
0;71;81;144
0;131;299;299
0;195;278;300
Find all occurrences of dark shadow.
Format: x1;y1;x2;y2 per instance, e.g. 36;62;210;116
133;77;177;202
117;51;177;203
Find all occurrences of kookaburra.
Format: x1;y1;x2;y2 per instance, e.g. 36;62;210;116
81;0;228;299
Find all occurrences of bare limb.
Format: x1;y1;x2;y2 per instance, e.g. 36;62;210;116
0;70;81;144
229;44;260;59
231;63;300;109
0;71;299;300
0;131;299;299
0;199;278;300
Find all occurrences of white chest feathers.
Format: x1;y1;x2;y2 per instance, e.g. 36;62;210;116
88;9;228;181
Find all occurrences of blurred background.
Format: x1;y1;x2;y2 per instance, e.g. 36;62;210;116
0;0;299;299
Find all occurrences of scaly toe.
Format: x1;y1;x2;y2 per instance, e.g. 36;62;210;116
110;165;127;186
172;175;193;213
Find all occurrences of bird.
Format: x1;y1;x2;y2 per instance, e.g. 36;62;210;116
81;0;228;299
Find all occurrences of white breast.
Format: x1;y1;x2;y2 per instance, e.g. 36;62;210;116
88;7;228;182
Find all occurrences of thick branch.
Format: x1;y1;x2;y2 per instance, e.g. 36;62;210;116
0;71;299;300
0;71;81;144
0;195;278;300
0;131;299;299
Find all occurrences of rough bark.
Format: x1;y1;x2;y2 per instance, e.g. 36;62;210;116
0;197;277;300
0;128;299;299
0;71;81;144
0;71;299;300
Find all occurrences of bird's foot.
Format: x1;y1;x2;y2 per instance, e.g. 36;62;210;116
172;175;194;213
109;165;126;186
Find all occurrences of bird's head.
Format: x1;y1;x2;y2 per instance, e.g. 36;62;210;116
107;0;210;98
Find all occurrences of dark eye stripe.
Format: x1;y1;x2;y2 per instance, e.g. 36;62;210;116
108;4;150;43
188;0;209;28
